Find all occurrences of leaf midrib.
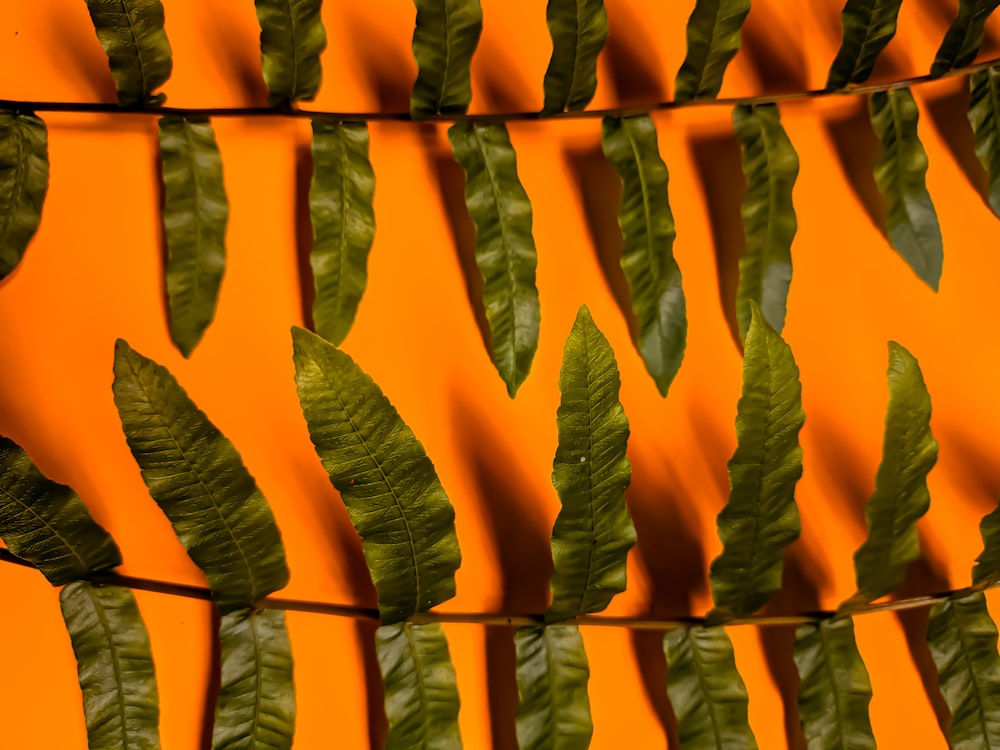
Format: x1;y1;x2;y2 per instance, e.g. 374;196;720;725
83;585;133;747
117;0;152;100
0;116;26;245
0;479;91;577
688;631;728;746
950;600;995;746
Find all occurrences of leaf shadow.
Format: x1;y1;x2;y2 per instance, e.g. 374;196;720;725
45;10;119;102
604;1;667;106
344;13;413;113
152;141;173;350
806;416;874;536
938;424;1000;518
295;141;316;331
201;4;269;106
198;607;222;750
739;10;808;95
475;36;538;115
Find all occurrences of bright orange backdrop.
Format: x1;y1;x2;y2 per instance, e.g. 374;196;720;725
1;1;1000;748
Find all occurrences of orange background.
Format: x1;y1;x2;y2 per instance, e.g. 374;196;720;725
1;0;1000;747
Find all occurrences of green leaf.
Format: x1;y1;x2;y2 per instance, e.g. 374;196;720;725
974;498;1000;588
448;122;540;397
158;116;230;358
869;87;943;290
673;0;751;103
410;0;483;119
541;0;608;114
376;622;462;750
0;436;121;585
292;327;461;624
547;306;633;623
112;340;289;612
663;626;757;749
84;0;173;107
60;582;160;750
600;115;686;397
254;0;327;107
708;303;803;622
842;341;937;611
309;120;376;346
931;0;1000;77
514;625;593;750
793;618;876;750
825;0;903;90
733;104;799;339
968;65;1000;218
212;608;296;750
0;111;48;281
927;592;1000;749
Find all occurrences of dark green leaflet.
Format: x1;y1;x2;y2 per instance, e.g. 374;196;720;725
826;0;903;90
112;340;290;612
600;115;686;397
158;116;229;358
733;104;799;339
974;497;1000;588
448;122;540;397
411;0;483;119
931;0;1000;77
674;0;751;103
0;111;48;281
869;87;943;291
541;0;608;114
254;0;327;106
292;327;461;624
309;120;376;346
60;582;160;750
84;0;173;106
968;66;1000;218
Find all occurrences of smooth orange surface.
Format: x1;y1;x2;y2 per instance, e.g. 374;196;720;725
1;1;1000;748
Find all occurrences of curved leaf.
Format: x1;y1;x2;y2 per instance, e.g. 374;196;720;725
0;111;48;281
212;609;295;750
663;626;757;750
842;341;937;611
158;116;229;358
927;592;1000;749
112;340;289;612
870;87;943;290
60;582;160;750
826;0;903;90
515;625;592;750
84;0;172;107
600;115;686;397
541;0;608;114
547;306;633;623
254;0;327;107
793;618;876;750
968;65;1000;218
931;0;1000;77
376;622;462;750
309;120;376;346
0;436;120;585
708;303;803;622
733;104;799;339
292;327;461;624
974;498;1000;587
410;0;483;119
448;122;540;397
674;0;751;103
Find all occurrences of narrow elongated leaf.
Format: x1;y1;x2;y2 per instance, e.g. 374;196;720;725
826;0;903;90
968;65;1000;217
708;303;803;622
60;582;160;750
309;120;376;346
931;0;1000;77
0;111;48;280
547;307;633;623
112;340;289;612
842;341;937;610
410;0;483;119
600;115;686;396
158;116;229;358
974;499;1000;587
376;622;461;750
663;626;757;749
292;327;461;624
212;609;295;750
84;0;173;106
869;87;944;290
0;436;120;585
674;0;751;103
541;0;608;114
254;0;327;106
515;625;592;750
448;122;540;397
793;618;876;750
927;592;1000;749
733;104;799;339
